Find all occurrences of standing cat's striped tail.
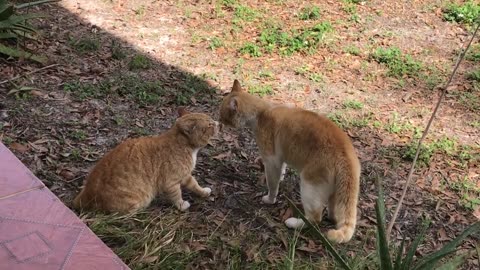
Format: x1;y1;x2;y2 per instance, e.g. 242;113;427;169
326;158;360;243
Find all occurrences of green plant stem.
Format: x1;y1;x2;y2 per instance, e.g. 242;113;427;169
386;23;480;240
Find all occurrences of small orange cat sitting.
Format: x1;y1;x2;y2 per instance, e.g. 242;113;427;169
73;108;219;213
220;80;361;243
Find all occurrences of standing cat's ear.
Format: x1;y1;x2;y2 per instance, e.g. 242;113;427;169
177;107;190;117
229;97;238;111
231;79;243;92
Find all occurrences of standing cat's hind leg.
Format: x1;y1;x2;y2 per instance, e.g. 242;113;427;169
285;175;332;230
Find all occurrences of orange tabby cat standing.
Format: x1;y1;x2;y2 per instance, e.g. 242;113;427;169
73;108;219;213
220;80;361;243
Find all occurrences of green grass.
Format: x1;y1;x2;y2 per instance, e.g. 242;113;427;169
327;112;371;129
258;70;274;79
70;130;87;141
134;5;146;17
370;47;423;78
458;91;480;111
128;54;151;70
234;5;257;22
343;99;364;110
450;176;480;210
298;6;321;20
466;69;480;81
443;0;480;25
220;0;238;8
384;112;415;134
240;42;262;57
70;148;82;161
248;84;273;96
281;229;300;270
344;45;361;56
402;137;471;167
111;42;127;60
295;65;324;83
465;44;480;61
69;36;100;53
342;0;361;22
63;75;166;105
421;67;444;90
240;22;333;57
209;37;224;50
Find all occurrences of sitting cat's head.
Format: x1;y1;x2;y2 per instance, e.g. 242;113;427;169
175;108;219;147
219;79;259;128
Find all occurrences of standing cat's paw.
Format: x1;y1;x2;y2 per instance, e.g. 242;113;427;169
262;195;277;204
202;187;212;197
176;200;191;211
285;218;305;229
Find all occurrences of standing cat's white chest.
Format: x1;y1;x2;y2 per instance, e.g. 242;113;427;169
191;148;199;167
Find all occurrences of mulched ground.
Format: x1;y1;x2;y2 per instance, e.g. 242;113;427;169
0;0;479;269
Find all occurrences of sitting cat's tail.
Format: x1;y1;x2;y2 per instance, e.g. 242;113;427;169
326;159;360;243
72;190;88;210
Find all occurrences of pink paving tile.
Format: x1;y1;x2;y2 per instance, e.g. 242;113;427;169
0;142;129;270
0;144;40;199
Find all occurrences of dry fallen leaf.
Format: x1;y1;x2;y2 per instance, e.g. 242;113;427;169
9;142;29;153
473;207;480;221
140;256;158;263
437;227;450;242
213;151;231;160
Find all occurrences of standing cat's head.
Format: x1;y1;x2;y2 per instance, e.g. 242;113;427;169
175;107;219;147
219;79;264;128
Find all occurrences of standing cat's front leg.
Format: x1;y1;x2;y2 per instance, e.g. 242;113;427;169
165;183;190;211
257;157;287;185
182;176;211;198
262;157;284;204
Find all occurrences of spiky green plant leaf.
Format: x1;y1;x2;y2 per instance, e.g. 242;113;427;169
393;237;405;270
286;198;353;270
375;178;393;270
0;32;16;39
0;4;13;20
413;221;480;270
434;251;471;270
0;43;47;63
401;219;430;270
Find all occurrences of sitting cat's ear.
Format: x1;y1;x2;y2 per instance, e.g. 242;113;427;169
232;79;243;92
177;107;190;117
177;119;196;135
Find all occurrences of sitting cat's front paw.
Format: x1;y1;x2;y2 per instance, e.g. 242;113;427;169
176;200;191;211
202;187;212;197
262;195;277;204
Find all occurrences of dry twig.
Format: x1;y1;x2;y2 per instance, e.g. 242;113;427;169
0;63;60;86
